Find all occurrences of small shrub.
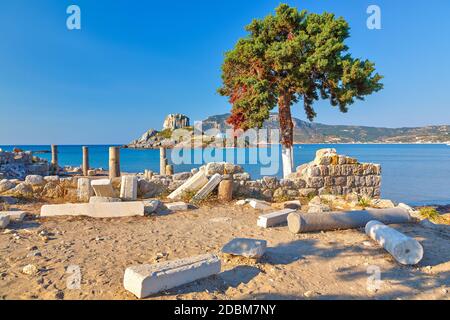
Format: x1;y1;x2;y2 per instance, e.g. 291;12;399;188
358;197;371;209
419;207;443;223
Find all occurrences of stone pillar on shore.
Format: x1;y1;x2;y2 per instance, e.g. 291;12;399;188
109;147;121;179
51;145;58;173
160;147;167;176
82;146;89;176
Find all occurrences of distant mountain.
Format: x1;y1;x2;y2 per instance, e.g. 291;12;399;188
201;113;450;144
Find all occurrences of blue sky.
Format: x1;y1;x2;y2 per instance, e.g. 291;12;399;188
0;0;449;144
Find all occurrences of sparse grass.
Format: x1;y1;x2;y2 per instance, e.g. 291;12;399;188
273;193;291;203
358;197;371;209
157;128;173;139
419;207;444;224
180;190;197;203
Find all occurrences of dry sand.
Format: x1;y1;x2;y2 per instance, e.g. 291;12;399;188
0;202;449;300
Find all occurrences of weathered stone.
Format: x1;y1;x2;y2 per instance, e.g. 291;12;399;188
257;209;296;228
222;238;267;258
218;180;233;201
172;172;192;181
143;200;161;214
123;254;220;299
25;175;44;186
0;215;10;228
44;176;59;183
165;202;189;211
0;211;27;221
365;220;423;265
77;178;94;202
41;202;144;218
167;170;208;200
89;197;122;203
87;169;97;176
11;183;33;197
0;180;15;193
308;203;331;213
371;199;395;209
282;200;302;210
192;174;222;201
248;199;272;210
120;175;138;201
22;264;39;275
41;182;64;199
299;188;318;197
91;179;115;197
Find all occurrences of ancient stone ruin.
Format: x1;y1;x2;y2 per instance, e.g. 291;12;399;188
0;150;49;180
163;114;190;130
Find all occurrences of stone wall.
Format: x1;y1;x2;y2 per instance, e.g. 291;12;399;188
0;151;49;180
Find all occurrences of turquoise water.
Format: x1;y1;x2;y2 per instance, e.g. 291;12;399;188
1;144;449;206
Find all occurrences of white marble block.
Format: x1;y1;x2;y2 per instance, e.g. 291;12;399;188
222;238;267;258
123;254;221;298
167;170;208;200
192;173;222;201
120;175;138;201
257;209;296;228
77;177;94;202
91;179;115;197
41;202;144;218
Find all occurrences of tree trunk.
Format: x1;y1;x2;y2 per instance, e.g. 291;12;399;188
278;94;294;178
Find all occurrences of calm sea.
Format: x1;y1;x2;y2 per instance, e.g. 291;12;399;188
1;144;449;206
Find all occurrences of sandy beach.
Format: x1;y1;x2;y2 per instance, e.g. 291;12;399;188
1;201;449;300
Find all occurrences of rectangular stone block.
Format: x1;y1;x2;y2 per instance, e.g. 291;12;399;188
91;179;115;197
257;208;296;228
0;211;27;221
247;199;272;210
123;254;221;298
165;202;188;211
40;202;144;218
77;177;94;202
192;173;222;201
168;170;208;200
120;175;138;201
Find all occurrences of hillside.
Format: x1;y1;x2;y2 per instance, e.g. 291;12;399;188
202;113;450;144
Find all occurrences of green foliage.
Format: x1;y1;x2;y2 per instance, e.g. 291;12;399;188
218;4;383;145
358;197;371;208
419;207;443;223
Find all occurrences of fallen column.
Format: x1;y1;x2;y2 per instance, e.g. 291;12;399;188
123;254;221;298
288;208;412;234
167;170;208;200
257;209;296;228
41;202;144;218
365;220;424;265
91;179;115;197
120;175;138;201
77;177;94;202
192;173;222;201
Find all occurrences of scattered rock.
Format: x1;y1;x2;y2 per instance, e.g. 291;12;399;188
0;180;15;193
143;200;161;214
22;264;39;275
222;238;267;259
25;175;45;186
165;202;189;212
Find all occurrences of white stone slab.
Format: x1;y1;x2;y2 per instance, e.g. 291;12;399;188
167;170;208;200
77;178;94;202
257;208;296;228
192;173;222;201
222;238;267;258
91;179;115;197
247;199;272;210
123;254;221;298
143;200;161;214
120;175;138;201
40;202;144;218
0;211;27;221
165;202;189;212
